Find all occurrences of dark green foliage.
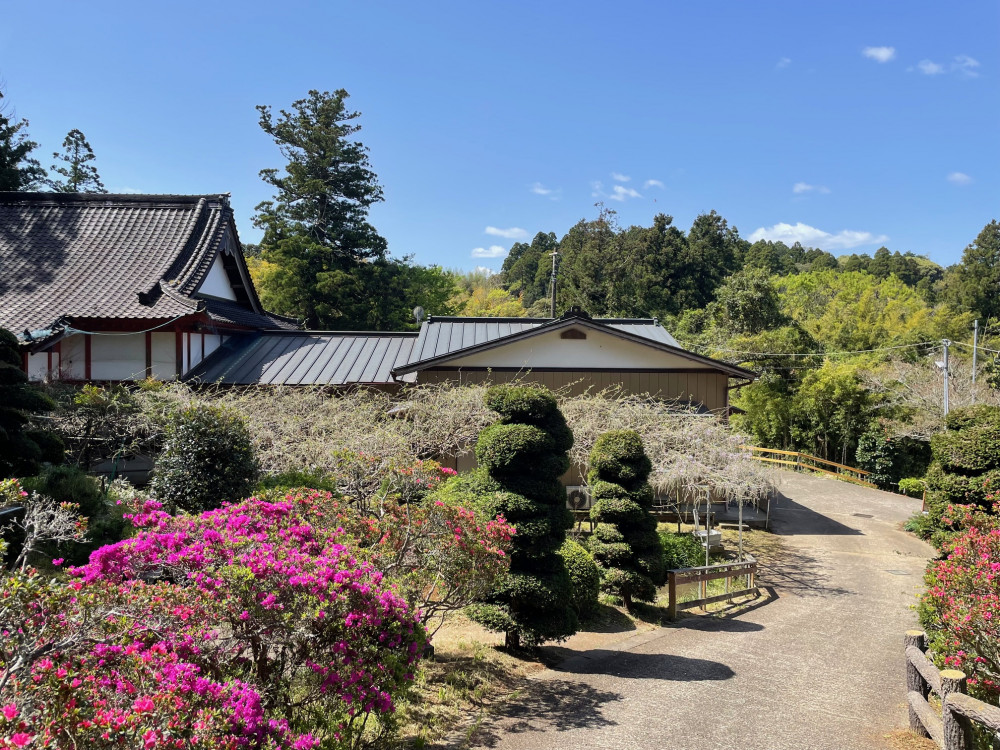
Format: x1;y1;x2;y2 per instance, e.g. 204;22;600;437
0;88;45;190
939;221;1000;321
151;405;260;513
659;531;705;570
255;470;341;495
46;129;106;193
0;328;62;478
461;385;578;647
588;430;665;609
921;405;1000;536
558;540;601;619
21;466;126;564
855;427;932;490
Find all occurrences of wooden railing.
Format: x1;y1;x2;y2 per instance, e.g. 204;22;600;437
742;446;876;488
666;555;758;620
905;630;1000;749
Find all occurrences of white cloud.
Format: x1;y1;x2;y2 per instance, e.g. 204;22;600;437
792;182;831;194
609;185;642;201
912;55;980;77
484;226;527;240
611;172;631;182
644;179;665;189
474;266;496;276
953;54;980;77
947;172;972;185
862;46;896;63
531;182;553;196
776;57;792;69
916;59;945;75
749;222;888;250
471;245;507;259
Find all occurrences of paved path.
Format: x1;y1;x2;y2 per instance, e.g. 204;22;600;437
467;473;933;750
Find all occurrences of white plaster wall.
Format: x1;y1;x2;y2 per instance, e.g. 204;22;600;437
204;334;222;357
198;254;238;300
444;327;714;370
27;352;48;381
91;334;145;380
60;336;86;380
151;333;176;380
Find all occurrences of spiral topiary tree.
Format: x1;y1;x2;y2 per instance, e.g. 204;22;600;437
588;430;665;611
462;384;578;648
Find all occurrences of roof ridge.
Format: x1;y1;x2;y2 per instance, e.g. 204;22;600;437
0;192;231;205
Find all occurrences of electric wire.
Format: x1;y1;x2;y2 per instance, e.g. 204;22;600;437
62;312;195;337
684;340;938;359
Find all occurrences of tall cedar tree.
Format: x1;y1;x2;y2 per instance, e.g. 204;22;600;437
253;89;388;329
0;89;45;190
588;430;664;610
945;220;1000;321
0;328;63;477
461;385;578;648
47;129;106;193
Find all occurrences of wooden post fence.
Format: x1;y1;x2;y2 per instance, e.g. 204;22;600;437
904;629;1000;749
666;555;758;620
741;446;876;488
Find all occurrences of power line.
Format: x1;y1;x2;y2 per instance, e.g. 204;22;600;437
686;341;937;359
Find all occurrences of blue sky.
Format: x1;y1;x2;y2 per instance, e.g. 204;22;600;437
2;1;996;271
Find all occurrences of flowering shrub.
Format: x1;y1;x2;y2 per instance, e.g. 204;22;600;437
920;498;1000;700
1;493;428;749
261;489;514;635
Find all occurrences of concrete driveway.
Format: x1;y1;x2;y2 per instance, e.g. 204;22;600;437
466;473;933;750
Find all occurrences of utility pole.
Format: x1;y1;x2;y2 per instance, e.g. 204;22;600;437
972;319;979;384
942;339;951;416
549;251;560;318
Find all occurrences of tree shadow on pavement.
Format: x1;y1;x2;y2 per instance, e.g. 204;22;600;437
552;649;736;681
770;495;864;536
756;543;854;598
670;614;765;633
469;678;622;746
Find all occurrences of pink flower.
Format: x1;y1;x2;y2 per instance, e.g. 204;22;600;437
132;696;155;712
10;734;31;748
2;704;17;721
52;558;64;567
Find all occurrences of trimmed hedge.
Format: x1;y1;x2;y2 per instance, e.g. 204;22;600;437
558;539;601;620
659;531;704;570
588;430;665;610
461;385;578;648
152;405;260;513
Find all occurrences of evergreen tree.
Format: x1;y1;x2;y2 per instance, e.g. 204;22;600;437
0;89;45;191
944;220;1000;321
47;129;106;192
253;89;388;329
588;430;664;610
0;328;63;478
460;385;578;648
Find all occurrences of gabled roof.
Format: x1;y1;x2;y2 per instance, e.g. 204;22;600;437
393;310;756;379
0;192;296;337
184;331;417;386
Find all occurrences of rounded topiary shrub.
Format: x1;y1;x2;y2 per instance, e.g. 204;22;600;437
461;384;578;648
588;430;665;610
152;404;259;513
559;539;600;620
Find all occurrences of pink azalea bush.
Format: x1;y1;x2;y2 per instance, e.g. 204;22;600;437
920;498;1000;699
1;492;428;749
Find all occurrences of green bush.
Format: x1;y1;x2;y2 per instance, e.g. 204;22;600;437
558;539;601;620
588;430;665;610
855;427;932;491
897;478;926;498
151;405;259;513
21;465;127;564
255;470;341;495
659;531;704;570
0;328;62;478
944;404;1000;432
457;384;578;648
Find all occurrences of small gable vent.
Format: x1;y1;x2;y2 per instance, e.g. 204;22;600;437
561;328;586;340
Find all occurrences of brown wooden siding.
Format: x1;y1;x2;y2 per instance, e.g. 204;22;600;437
418;368;729;411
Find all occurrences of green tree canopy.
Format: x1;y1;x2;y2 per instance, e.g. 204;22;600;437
0;89;45;191
941;220;1000;321
253;89;390;329
46;129;106;193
